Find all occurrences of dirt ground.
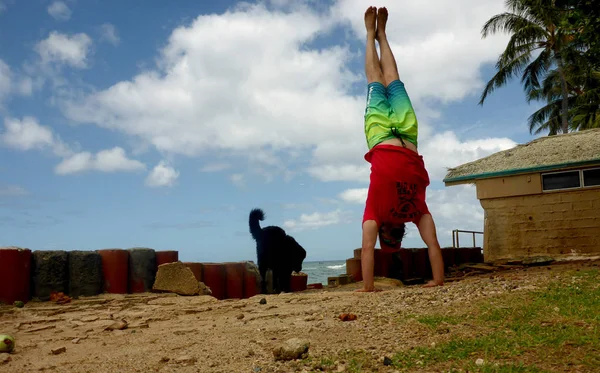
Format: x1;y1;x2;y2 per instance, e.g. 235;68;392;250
1;259;599;373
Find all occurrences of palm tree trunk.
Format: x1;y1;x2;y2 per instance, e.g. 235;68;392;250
557;61;570;134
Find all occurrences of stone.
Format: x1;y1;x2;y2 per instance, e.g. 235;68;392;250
523;256;555;266
175;355;197;365
476;358;485;366
383;357;393;366
259;298;267;305
51;346;66;355
0;353;11;364
272;338;310;361
152;261;202;296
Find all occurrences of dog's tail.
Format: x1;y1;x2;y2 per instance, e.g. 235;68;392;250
249;208;265;241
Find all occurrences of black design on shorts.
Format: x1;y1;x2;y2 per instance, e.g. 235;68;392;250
389;182;419;221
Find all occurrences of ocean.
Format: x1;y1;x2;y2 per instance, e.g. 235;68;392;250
301;260;348;285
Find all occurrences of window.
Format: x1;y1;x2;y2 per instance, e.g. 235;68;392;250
542;170;581;191
583;168;600;187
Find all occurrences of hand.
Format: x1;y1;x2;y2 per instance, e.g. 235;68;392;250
422;280;443;288
355;286;383;293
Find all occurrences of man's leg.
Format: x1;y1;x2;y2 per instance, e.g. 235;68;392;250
416;214;445;287
375;7;400;86
365;6;384;85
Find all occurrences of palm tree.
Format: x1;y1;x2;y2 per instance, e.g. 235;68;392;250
479;0;572;134
527;55;600;134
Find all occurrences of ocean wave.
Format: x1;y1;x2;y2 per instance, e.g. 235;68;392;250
327;264;346;269
303;267;317;270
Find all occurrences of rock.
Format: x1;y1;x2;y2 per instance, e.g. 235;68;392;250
152;261;202;296
0;353;11;364
198;281;212;296
273;338;310;361
383;357;393;366
175;355;197;365
476;358;485;366
339;313;357;322
71;338;81;344
523;256;555;266
259;298;267;305
51;346;66;355
237;314;245;320
104;320;128;331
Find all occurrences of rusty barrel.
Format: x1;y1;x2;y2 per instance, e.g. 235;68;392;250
346;258;362;282
31;250;69;301
202;263;226;300
243;262;260;298
0;247;32;304
156;251;179;268
183;262;203;282
225;262;245;299
98;249;129;294
128;247;156;293
290;273;308;292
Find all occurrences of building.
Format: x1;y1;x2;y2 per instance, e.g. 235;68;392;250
443;128;600;262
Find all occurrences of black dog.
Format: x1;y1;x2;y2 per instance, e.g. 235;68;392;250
249;208;306;293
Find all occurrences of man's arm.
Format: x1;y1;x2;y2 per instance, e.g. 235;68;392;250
356;220;380;292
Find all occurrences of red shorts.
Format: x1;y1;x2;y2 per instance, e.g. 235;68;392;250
362;144;431;227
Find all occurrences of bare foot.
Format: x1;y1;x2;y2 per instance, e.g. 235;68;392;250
376;6;388;40
422;280;444;288
364;6;377;36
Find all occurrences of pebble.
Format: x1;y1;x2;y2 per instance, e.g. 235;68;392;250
272;338;310;361
237;314;245;320
1;353;11;364
71;338;81;344
259;298;267;305
175;355;197;365
476;358;484;366
50;347;66;355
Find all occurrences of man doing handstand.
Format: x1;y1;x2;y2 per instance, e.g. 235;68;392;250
357;6;444;292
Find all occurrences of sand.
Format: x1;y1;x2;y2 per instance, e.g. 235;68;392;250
1;260;598;373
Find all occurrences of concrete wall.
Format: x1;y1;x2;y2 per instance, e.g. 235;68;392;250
479;182;600;262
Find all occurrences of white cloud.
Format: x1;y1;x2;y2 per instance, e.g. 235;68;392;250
0;59;10;103
332;0;509;103
283;209;352;232
0;185;28;197
0;116;70;156
230;173;245;188
200;162;231;172
47;1;72;21
35;31;92;69
56;1;519;187
420;132;517;181
145;161;179;187
338;188;368;204
55;147;146;175
100;23;120;46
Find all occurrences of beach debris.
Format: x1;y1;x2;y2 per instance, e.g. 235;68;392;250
152;261;209;296
104;320;128;331
0;335;15;353
272;338;310;361
259;298;267;305
523;256;555;266
50;346;66;355
13;301;24;308
339;313;357;322
175;355;197;366
24;325;56;333
50;292;72;304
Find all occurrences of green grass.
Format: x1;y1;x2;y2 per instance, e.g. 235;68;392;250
318;269;600;372
391;269;600;372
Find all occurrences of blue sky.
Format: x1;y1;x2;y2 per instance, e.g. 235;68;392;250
0;0;543;262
